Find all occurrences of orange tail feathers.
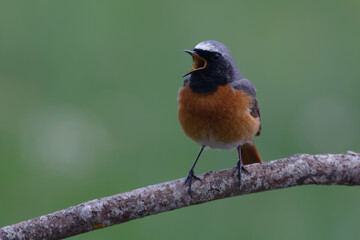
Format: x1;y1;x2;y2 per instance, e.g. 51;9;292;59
240;142;262;165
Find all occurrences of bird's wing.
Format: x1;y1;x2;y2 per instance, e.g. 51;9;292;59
230;78;256;97
230;78;261;136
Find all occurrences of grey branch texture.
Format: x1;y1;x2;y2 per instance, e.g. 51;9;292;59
1;152;360;240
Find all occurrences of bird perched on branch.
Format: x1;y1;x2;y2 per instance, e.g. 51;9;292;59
178;40;262;195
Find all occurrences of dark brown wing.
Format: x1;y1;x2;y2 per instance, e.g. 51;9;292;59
230;78;261;136
250;98;261;136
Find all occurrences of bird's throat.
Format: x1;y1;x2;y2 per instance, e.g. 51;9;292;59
189;73;227;93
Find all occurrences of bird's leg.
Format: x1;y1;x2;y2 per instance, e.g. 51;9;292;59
234;146;249;187
185;146;205;196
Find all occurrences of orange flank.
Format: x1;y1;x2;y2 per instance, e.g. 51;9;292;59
178;84;260;151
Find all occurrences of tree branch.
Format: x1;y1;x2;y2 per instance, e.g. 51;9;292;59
1;152;359;240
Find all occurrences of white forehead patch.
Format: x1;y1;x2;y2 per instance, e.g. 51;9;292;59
194;42;220;53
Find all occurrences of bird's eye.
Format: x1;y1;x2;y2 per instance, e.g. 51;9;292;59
213;53;221;60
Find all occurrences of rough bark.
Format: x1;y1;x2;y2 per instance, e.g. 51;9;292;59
1;152;359;240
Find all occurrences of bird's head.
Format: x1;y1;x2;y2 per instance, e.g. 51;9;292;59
183;40;241;93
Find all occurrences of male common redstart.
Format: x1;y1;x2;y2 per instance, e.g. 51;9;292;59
178;40;262;195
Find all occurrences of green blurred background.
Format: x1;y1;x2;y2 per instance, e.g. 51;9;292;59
1;0;359;239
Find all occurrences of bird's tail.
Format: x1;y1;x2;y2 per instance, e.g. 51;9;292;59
240;142;262;165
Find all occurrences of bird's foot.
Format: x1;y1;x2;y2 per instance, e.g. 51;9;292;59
184;169;201;196
233;160;249;187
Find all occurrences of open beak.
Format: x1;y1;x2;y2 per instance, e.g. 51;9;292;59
182;50;207;77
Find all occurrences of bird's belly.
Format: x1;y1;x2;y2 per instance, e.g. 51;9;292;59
178;84;260;150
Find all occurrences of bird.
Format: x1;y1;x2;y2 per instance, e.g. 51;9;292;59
177;40;262;195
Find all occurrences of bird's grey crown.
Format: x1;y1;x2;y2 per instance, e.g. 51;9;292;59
194;40;231;56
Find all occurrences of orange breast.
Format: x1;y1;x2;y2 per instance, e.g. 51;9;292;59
178;84;260;149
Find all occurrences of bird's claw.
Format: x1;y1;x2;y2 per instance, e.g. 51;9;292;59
184;170;201;196
241;166;249;175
